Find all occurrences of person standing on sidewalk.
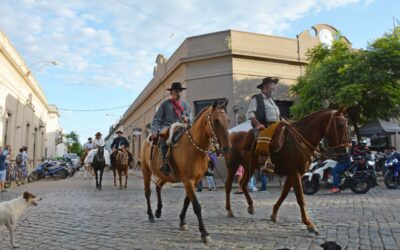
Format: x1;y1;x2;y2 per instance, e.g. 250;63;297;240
0;147;7;192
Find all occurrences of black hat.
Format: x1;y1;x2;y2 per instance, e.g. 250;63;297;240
167;82;186;91
88;137;92;140
115;130;123;134
257;77;279;89
95;132;102;136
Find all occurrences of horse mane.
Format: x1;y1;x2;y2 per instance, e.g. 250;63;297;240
192;106;211;124
293;109;333;126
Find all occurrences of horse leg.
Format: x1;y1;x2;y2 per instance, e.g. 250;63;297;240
270;177;293;222
142;162;155;222
118;169;123;189
124;166;128;189
155;180;166;218
225;160;239;217
94;168;99;189
179;196;190;231
113;167;117;186
292;173;318;234
99;166;104;190
240;164;255;215
184;181;210;244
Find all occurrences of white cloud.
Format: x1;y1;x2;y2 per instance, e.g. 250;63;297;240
0;0;371;93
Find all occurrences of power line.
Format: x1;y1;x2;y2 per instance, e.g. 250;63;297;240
118;1;191;36
58;105;130;112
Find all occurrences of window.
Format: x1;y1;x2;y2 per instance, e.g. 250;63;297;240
194;98;227;116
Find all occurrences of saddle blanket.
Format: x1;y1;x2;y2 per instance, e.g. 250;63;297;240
255;122;280;156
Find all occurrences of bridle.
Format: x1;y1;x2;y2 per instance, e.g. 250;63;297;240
324;111;351;149
186;109;227;154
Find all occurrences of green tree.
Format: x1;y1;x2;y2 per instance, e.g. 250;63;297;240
65;131;83;156
291;27;400;142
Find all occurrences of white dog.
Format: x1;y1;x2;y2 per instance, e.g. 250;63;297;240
0;191;41;248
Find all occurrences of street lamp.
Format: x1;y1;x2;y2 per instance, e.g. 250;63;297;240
26;60;58;76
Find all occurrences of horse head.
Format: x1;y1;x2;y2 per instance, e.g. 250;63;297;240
206;100;231;155
95;146;105;161
324;107;351;151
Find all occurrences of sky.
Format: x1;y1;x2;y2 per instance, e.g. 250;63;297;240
0;0;398;144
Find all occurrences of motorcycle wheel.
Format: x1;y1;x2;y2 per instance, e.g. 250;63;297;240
302;176;320;195
384;170;400;189
350;173;372;194
28;172;40;183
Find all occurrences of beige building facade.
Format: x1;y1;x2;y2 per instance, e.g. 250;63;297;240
0;31;65;169
106;24;345;160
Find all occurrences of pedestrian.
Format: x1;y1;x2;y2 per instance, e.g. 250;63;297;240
234;165;244;194
259;169;267;191
0;147;7;192
248;174;258;192
206;151;217;191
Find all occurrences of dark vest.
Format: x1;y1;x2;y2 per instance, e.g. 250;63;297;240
251;94;268;127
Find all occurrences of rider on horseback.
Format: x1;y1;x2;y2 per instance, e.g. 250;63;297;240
246;77;280;173
84;132;111;166
110;130;133;169
150;82;193;175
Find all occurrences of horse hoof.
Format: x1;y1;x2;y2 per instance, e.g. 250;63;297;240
180;224;188;231
155;210;162;218
201;236;211;244
124;186;127;189
149;218;155;223
270;214;277;223
307;226;319;235
227;211;235;218
247;207;254;215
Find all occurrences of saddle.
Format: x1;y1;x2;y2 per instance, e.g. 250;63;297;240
253;122;286;156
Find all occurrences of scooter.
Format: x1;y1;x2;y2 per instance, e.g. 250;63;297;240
28;161;69;182
302;157;373;195
384;158;400;189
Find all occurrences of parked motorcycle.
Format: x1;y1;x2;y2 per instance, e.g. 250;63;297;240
28;161;69;182
302;157;373;195
384;158;400;189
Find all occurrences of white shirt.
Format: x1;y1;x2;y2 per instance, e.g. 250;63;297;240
93;138;105;147
246;93;280;122
84;142;94;150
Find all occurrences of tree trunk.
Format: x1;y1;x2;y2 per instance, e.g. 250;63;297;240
348;107;361;143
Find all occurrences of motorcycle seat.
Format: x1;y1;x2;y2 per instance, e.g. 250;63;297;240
47;165;63;171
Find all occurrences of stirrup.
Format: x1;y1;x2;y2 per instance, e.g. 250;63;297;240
260;163;275;174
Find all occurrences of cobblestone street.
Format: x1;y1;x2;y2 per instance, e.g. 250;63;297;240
0;170;400;249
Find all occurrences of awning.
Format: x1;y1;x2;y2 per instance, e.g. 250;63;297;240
228;120;252;133
359;119;400;136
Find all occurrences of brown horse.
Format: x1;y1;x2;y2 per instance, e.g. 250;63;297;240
224;108;350;233
141;100;230;244
113;149;129;189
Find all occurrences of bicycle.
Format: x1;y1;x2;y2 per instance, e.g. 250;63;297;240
5;161;21;188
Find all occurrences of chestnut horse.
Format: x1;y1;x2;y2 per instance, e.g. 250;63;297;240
141;100;230;244
224;108;349;233
113;149;129;189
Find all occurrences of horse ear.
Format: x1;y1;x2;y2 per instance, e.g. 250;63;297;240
336;106;347;115
212;100;218;110
219;99;229;111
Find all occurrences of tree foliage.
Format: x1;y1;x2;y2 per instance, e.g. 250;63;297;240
65;131;83;156
291;27;400;141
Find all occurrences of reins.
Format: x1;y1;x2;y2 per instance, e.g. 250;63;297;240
186;109;226;154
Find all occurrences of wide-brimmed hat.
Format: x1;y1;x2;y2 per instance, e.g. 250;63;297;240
95;132;102;136
257;77;279;89
115;130;123;134
167;82;186;91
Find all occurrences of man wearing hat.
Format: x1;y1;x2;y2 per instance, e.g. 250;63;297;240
110;130;133;169
150;82;193;175
246;77;280;129
81;137;94;166
84;132;110;166
246;77;281;173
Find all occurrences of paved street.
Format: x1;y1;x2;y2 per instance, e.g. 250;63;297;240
0;171;400;250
